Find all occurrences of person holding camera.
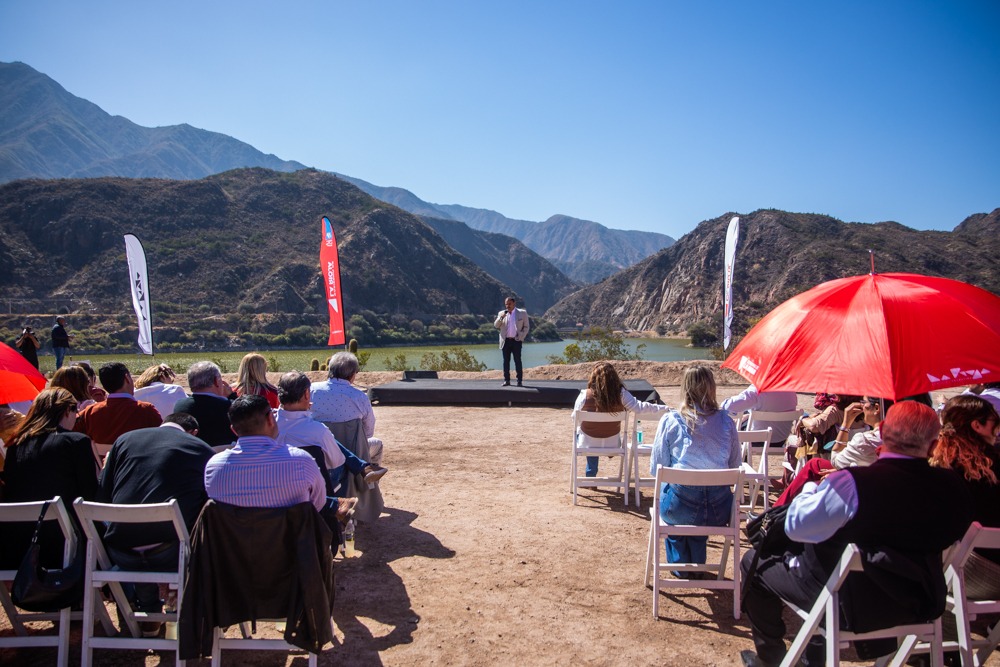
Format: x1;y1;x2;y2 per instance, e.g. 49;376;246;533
15;326;40;370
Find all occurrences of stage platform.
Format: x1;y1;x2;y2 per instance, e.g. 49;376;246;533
366;379;661;407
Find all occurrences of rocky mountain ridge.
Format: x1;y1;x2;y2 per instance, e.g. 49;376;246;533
544;208;1000;337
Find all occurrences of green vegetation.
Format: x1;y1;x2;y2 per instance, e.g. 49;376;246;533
545;327;645;365
420;348;488;372
687;321;719;348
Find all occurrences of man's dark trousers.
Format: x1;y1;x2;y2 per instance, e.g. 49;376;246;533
502;337;523;383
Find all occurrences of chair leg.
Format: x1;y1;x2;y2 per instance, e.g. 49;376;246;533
57;606;71;667
977;620;1000;666
652;523;661;619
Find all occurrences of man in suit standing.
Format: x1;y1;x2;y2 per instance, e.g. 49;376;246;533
494;297;529;387
174;361;235;448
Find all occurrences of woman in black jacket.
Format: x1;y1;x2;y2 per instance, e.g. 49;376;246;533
2;388;98;567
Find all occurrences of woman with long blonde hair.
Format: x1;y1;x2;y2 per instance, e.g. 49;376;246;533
573;362;668;477
649;366;741;572
930;394;1000;597
133;363;186;417
234;353;279;409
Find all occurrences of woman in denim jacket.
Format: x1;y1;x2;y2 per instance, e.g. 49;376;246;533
650;366;741;572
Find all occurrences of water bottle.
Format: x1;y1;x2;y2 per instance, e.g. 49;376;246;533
343;519;356;558
636;421;644;445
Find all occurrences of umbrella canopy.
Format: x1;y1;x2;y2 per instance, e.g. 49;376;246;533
0;341;47;404
722;272;1000;400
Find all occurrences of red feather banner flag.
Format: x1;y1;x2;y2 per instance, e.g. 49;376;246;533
321;216;346;346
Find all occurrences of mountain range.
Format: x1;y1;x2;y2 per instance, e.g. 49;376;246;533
545;208;1000;339
0;60;669;286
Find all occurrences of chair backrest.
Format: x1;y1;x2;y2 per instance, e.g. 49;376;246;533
743;409;803;443
73;499;189;571
323;419;368;459
322;419;382;523
653;466;744;525
738;427;773;470
0;496;78;568
573;411;628;447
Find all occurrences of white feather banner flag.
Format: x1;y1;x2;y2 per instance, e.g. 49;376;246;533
123;234;154;355
723;216;740;350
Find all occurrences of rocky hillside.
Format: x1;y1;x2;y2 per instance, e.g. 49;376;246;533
544;208;1000;335
338;174;675;283
419;216;579;311
0;61;305;182
0;168;517;319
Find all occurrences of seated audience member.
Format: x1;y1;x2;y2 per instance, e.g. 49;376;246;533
310;352;385;467
573;361;668;477
774;396;893;506
204;395;355;519
97;413;215;635
234;353;280;409
0;403;26;445
75;362;162;446
721;384;799;443
274;371;387;494
50;365;97;410
740;401;974;667
174;361;235;448
2;388;98;568
963;382;1000;429
650;366;741;575
779;393;864;487
73;361;108;403
929;395;1000;597
133;364;186;418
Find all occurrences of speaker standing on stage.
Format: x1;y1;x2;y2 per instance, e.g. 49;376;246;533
494;297;529;387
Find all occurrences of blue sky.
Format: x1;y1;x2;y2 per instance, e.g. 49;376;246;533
1;0;997;238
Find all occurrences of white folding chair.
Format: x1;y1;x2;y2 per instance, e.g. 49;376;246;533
0;496;77;667
644;466;744;619
898;522;1000;666
742;408;803;440
627;412;656;507
74;499;190;667
779;543;945;667
570;411;629;506
738;428;773;513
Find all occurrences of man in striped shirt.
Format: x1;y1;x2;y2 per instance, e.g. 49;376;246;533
204;394;354;518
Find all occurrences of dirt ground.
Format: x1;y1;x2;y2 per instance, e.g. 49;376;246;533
2;361;994;666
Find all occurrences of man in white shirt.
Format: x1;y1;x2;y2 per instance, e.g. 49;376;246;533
310;352;384;466
275;371;386;495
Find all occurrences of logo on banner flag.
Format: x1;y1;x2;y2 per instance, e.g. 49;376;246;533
320;216;346;346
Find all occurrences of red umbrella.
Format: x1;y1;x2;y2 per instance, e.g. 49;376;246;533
0;341;47;404
722;272;1000;400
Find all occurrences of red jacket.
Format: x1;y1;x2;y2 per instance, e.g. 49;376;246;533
75;396;162;445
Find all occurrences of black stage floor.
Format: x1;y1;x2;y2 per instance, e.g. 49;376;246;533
366;379;661;407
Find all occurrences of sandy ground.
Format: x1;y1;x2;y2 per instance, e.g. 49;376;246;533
2;361;994;666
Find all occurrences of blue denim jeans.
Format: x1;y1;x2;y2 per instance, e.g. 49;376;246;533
107;543;180;613
327;441;370;496
659;483;733;564
53;346;68;370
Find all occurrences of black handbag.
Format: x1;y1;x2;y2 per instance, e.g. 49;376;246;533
740;503;791;611
11;501;85;612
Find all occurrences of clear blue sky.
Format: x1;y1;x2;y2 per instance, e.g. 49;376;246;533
1;0;997;238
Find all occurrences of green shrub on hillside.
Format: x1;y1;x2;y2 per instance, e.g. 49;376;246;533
419;348;487;372
546;327;644;364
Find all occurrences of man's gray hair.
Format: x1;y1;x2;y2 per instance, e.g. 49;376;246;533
187;361;222;392
277;371;311;405
327;352;359;380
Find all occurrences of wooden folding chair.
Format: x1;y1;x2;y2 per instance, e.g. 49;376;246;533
627;412;656;507
779;543;944;667
74;499;190;667
570;411;629;506
644;466;744;619
0;497;78;667
738;428;773;513
898;522;1000;666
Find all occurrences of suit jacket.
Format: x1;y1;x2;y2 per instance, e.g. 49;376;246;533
178;500;335;659
494;307;530;349
173;394;234;448
97;426;215;549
